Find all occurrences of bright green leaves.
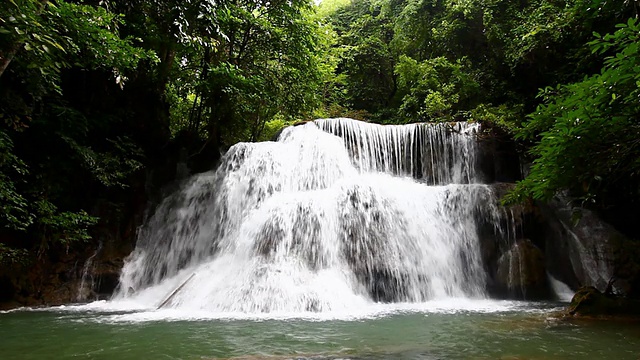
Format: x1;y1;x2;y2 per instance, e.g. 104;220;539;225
167;0;325;143
342;34;395;112
395;55;479;122
316;0;351;18
51;2;156;84
319;0;396;118
317;0;639;211
0;0;156;90
36;200;97;248
506;0;577;66
506;18;640;205
0;0;155;264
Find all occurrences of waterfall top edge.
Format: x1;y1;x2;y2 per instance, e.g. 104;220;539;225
312;117;480;129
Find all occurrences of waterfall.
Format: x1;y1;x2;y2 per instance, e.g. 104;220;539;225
115;118;507;313
77;241;103;302
548;274;575;302
316;118;479;184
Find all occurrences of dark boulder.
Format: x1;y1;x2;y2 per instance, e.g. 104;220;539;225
493;239;552;300
476;123;523;183
567;286;640;318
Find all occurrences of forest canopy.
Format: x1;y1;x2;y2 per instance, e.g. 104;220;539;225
0;0;639;263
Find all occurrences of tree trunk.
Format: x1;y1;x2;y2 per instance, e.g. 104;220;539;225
0;43;21;79
0;0;50;79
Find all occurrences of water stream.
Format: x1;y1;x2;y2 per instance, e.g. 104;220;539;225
2;118;634;359
77;241;103;302
114;119;504;313
1;303;639;359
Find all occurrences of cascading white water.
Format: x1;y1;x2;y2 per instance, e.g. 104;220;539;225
76;241;102;302
316;118;479;184
115;118;505;313
548;274;575;302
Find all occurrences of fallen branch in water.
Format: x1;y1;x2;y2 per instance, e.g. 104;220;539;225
157;272;196;310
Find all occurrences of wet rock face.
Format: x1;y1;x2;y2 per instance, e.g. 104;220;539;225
541;203;611;292
540;199;640;298
92;260;126;299
476;125;523;184
612;238;640;298
473;182;552;300
0;253;82;308
493;239;552;300
0;276;16;306
360;268;410;303
0;228;134;308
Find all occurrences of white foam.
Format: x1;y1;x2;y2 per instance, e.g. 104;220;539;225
48;298;544;323
107;119;511;314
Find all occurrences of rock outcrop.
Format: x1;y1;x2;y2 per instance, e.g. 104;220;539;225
493;239;552;300
567;286;640;318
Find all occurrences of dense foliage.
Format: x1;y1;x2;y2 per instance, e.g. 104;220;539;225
0;0;326;266
0;0;639;297
315;0;638;216
508;18;640;208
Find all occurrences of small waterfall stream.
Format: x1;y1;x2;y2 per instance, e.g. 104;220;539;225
77;241;103;302
114;118;515;313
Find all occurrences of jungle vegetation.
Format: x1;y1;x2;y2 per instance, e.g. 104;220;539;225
0;0;638;268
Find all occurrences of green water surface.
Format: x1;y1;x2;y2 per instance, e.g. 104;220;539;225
1;303;639;360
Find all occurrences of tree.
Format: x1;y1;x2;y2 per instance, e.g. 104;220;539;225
0;0;154;262
506;18;640;210
395;55;480;122
160;0;326;146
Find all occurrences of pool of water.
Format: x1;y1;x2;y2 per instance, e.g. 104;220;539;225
1;300;638;359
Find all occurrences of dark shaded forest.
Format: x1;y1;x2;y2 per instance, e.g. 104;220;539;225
0;0;639;305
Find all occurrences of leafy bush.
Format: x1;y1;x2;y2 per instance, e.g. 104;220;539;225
506;18;640;206
395;55;480;122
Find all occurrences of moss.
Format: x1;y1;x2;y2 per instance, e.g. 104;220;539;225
567;286;640;318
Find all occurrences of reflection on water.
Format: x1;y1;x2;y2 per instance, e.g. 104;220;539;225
1;302;639;360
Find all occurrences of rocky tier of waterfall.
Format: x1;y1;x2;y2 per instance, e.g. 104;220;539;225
112;118;631;313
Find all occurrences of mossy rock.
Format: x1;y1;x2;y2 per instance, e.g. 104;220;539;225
568;286;640;318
